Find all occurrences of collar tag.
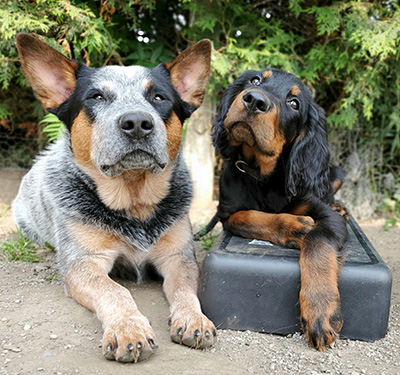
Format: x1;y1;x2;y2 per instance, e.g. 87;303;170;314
235;160;247;174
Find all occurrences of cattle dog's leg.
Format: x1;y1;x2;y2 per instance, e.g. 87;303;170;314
292;200;348;350
149;216;216;348
64;225;157;363
225;210;315;249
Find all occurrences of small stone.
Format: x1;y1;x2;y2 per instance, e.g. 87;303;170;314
23;324;31;331
49;334;58;340
3;345;21;353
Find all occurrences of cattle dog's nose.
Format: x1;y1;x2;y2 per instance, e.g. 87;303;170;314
119;112;154;139
242;91;269;114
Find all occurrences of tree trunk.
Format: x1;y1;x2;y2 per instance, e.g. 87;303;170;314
183;96;215;211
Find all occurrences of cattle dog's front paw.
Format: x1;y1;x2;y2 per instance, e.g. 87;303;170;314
300;291;343;351
169;310;216;349
102;315;158;363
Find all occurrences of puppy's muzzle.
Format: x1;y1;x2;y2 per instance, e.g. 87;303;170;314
119;111;154;140
242;91;271;114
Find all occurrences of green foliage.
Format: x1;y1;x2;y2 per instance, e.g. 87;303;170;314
1;0;400;207
199;230;217;251
382;190;400;217
124;40;175;67
0;205;9;218
383;218;397;231
40;113;66;142
182;0;400;205
44;271;61;283
1;229;40;262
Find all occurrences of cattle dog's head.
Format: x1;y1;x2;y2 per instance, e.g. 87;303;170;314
16;34;211;177
213;68;331;199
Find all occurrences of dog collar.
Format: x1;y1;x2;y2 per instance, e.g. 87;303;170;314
235;159;265;181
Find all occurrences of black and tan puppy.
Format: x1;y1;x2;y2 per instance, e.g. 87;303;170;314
13;34;216;362
205;68;348;351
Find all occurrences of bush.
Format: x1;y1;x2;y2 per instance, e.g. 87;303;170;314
1;0;399;215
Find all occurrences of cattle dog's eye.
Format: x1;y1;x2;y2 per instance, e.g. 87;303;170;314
92;93;105;102
153;94;165;102
288;98;300;110
250;76;261;86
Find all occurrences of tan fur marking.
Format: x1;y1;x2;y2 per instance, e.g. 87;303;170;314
291;203;310;216
70;111;94;169
149;217;216;347
299;244;339;293
150;216;193;271
143;79;152;90
299;241;342;350
166;113;182;161
224;89;286;177
83;167;173;220
263;70;272;79
290;85;301;96
223;91;247;130
67;221;128;256
227;210;314;248
64;246;157;359
242;144;280;176
332;179;342;194
66;221;146;278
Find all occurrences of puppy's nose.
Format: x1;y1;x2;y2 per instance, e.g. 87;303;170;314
119;112;154;139
242;91;269;114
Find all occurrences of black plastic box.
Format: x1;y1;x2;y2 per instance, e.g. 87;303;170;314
199;214;392;341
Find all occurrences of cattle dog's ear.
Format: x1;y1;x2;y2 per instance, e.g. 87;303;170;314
16;33;78;111
285;103;331;200
166;40;211;109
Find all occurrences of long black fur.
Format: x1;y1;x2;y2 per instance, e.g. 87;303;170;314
198;68;345;236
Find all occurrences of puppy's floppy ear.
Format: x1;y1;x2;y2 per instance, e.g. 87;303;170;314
16;33;78;111
286;102;330;199
211;87;240;160
166;40;211;108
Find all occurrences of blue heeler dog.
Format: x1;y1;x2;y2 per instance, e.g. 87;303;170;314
13;34;216;363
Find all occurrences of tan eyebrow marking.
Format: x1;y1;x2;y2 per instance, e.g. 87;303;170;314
143;79;152;89
290;85;301;95
263;70;272;79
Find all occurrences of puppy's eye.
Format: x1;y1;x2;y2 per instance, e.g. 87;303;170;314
250;76;261;86
92;94;105;101
288;98;299;110
153;94;165;102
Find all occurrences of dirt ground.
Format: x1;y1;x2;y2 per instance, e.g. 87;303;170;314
0;168;399;375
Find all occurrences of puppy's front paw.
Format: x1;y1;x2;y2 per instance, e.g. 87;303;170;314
300;292;343;351
169;310;216;349
102;315;158;363
279;214;315;249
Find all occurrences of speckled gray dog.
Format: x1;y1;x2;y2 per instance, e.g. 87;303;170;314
13;33;216;363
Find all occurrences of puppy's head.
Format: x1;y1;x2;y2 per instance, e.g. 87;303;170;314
16;34;211;177
214;69;313;159
213;68;331;198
